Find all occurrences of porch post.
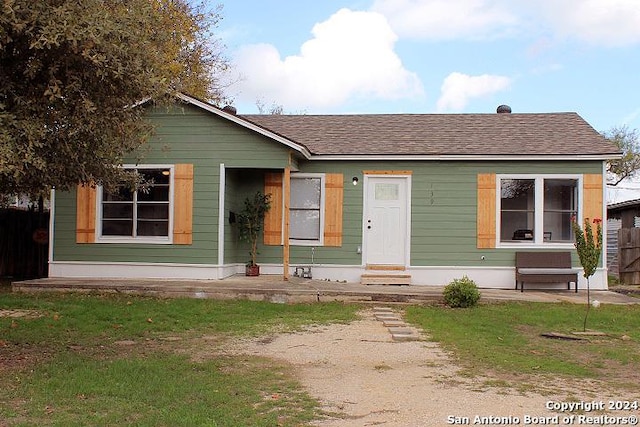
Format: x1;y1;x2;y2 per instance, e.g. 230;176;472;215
283;166;291;280
217;163;225;277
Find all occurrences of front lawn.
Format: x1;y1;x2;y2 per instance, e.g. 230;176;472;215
0;293;359;426
406;302;640;391
3;292;640;426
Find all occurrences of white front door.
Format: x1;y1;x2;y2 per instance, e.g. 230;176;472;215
363;176;410;266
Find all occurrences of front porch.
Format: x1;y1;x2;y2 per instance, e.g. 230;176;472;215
12;276;639;305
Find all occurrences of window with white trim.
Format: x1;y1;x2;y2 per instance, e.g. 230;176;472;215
290;174;324;245
99;167;172;242
499;176;578;244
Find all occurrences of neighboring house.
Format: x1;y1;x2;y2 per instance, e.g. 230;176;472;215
607;198;640;278
607;198;640;228
48;94;620;290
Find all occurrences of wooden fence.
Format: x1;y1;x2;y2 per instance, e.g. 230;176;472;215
618;227;640;285
0;208;49;279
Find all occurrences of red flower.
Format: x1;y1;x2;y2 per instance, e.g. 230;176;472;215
593;218;602;224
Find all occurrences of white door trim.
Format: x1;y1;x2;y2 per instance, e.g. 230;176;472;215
362;174;412;267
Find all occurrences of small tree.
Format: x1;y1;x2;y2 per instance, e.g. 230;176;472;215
237;192;271;267
571;217;603;331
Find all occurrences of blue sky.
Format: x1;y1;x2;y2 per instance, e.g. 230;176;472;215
217;0;640;134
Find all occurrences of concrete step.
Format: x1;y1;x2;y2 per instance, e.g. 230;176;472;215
361;273;412;286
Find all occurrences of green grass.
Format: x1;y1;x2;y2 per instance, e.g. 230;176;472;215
0;293;357;346
4;292;640;425
406;302;640;384
7;352;318;427
0;293;359;426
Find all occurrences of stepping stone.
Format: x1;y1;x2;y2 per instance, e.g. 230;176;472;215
382;320;406;327
388;326;421;342
387;327;414;335
375;312;399;318
373;306;394;313
391;333;419;342
375;315;401;323
374;312;399;318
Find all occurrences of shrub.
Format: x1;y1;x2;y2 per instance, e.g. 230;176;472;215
443;276;481;308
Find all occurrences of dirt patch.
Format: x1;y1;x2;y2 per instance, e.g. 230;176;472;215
224;310;640;426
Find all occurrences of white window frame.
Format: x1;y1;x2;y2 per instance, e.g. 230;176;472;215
96;164;175;244
496;174;582;248
288;173;325;246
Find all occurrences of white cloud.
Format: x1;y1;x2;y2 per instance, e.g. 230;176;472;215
371;0;519;40
230;8;423;111
370;0;640;46
436;72;511;112
532;0;640;47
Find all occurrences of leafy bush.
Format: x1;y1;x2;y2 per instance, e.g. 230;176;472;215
443;276;481;308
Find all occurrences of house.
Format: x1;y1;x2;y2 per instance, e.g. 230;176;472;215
48;94;620;290
607;198;640;279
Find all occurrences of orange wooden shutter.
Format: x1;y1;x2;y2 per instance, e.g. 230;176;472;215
583;174;603;223
477;173;496;249
324;173;343;247
264;172;283;245
76;184;96;243
173;164;194;245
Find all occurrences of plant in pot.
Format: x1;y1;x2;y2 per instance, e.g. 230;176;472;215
237;191;271;276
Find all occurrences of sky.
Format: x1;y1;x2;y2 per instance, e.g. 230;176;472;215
216;0;640;135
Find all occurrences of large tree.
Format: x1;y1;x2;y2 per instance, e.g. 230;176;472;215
0;0;228;195
605;125;640;186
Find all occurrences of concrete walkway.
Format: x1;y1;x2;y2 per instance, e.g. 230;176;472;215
13;275;640;305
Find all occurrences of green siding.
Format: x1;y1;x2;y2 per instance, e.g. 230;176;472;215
53;104;292;264
52;101;606;269
285;160;603;267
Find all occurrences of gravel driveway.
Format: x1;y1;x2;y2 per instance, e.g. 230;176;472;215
231;309;637;426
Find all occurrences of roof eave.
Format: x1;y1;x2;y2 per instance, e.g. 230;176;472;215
310;153;622;161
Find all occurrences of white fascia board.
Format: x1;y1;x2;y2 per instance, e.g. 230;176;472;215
310;154;621;161
176;93;311;159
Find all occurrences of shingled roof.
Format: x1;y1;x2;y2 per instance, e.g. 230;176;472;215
241;112;620;158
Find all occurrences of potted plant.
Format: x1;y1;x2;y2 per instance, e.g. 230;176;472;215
237;191;271;276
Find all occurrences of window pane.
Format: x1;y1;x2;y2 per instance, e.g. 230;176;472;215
501;211;535;240
290;210;320;240
291;178;320;209
138;186;169;202
375;183;399;200
142;169;170;185
137;203;169;220
544;179;577;242
102;203;133;219
500;179;535;241
137;220;169;237
102;220;133;236
103;187;133;202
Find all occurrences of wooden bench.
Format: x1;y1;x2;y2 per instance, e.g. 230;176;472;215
515;252;580;293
